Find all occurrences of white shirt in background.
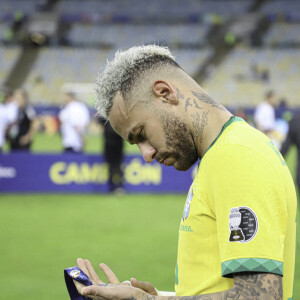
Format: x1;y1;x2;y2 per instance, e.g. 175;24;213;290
5;100;18;123
59;101;90;152
254;101;275;132
0;104;9;148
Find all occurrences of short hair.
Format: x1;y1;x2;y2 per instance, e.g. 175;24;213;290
65;91;76;99
95;45;180;120
265;90;274;99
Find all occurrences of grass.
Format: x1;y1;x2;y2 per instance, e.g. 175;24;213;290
1;192;299;300
0;194;185;300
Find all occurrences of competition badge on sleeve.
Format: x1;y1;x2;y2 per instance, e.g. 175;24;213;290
64;266;93;300
229;207;258;243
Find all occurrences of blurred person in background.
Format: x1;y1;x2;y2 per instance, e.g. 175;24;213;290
58;92;90;153
0;89;14;152
0;100;9;153
254;90;276;135
4;88;18;126
281;112;300;193
7;88;38;151
103;121;124;193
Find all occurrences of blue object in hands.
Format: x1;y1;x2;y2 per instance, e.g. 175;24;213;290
64;266;93;300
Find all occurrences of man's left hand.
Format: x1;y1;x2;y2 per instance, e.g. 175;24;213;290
73;258;124;296
80;283;148;300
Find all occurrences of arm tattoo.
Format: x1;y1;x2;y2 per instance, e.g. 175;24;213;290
142;273;282;300
191;111;209;145
191;91;226;112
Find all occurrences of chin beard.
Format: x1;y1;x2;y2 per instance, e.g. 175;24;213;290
173;154;198;171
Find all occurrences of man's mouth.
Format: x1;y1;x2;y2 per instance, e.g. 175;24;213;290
163;157;175;166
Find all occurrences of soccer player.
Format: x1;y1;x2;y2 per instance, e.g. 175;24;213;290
74;45;296;299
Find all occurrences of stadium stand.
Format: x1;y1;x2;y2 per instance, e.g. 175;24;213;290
0;21;10;40
24;47;114;104
24;47;211;105
67;24;210;48
264;22;300;46
58;0;252;19
203;46;300;107
261;0;300;18
0;0;46;18
0;46;21;86
0;0;299;112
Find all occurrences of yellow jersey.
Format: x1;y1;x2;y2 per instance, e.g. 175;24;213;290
175;117;297;300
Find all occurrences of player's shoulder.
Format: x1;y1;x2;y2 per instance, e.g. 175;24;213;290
202;121;282;170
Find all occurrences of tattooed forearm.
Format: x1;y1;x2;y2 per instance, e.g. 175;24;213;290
191;111;209;144
149;273;282;300
191;91;226;112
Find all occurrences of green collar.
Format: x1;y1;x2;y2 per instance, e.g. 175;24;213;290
198;116;244;164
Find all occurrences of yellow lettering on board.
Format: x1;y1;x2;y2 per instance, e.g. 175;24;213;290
67;163;82;184
50;161;109;185
124;158;162;185
49;162;67;184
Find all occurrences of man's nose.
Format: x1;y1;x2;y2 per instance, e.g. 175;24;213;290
137;142;157;163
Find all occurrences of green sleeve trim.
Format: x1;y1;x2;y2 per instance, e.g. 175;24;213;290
221;258;283;277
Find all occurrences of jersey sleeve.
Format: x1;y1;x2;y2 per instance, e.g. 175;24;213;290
206;144;287;277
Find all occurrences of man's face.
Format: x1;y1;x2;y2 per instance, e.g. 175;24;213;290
109;93;198;171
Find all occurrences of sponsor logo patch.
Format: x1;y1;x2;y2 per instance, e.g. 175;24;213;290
70;269;81;278
229;206;258;243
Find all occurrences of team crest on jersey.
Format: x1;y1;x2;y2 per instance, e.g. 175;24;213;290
182;188;193;221
229;206;258;243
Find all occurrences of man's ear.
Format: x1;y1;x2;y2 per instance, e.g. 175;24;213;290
152;81;178;105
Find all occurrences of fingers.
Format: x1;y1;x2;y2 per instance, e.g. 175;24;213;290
85;259;103;284
82;284;140;300
77;258;90;277
77;258;103;285
100;263;120;284
130;278;158;296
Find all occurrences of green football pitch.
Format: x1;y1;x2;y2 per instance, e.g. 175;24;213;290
0;140;299;299
1;193;299;300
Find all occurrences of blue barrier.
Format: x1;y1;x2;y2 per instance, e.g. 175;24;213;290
0;154;197;193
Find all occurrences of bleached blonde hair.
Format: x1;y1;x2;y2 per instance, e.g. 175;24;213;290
95;45;179;120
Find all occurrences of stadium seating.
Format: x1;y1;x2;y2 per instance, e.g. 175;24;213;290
58;0;252;19
264;22;300;46
203;46;300;107
261;0;300;18
0;21;10;41
0;0;45;18
67;24;210;47
0;46;20;86
24;47;211;105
